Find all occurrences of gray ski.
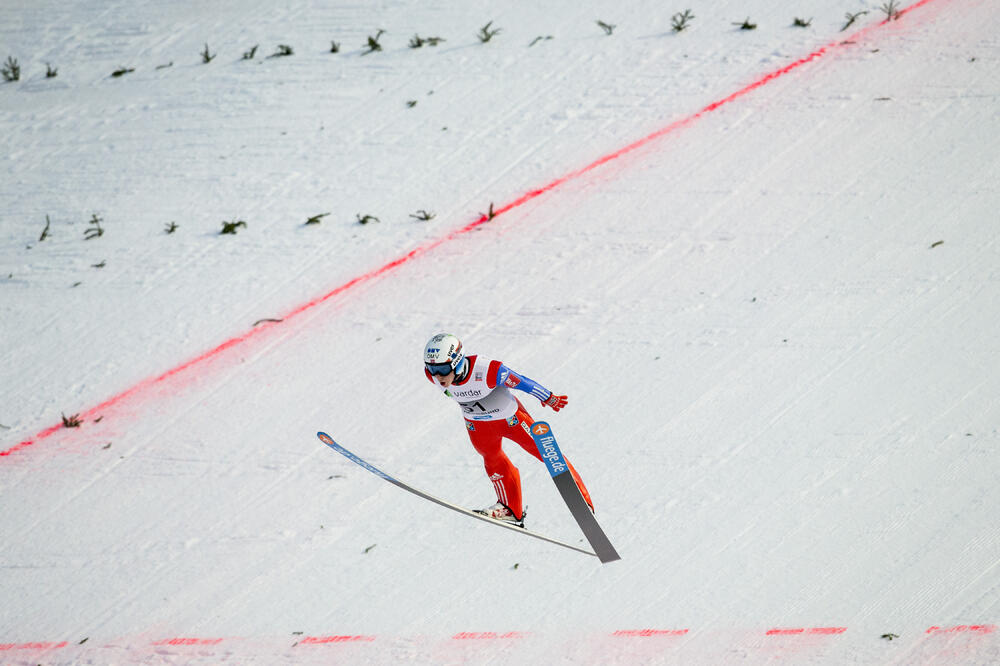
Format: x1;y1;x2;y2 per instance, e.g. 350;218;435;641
529;421;621;563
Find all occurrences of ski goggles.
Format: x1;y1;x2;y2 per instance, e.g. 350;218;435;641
425;362;455;376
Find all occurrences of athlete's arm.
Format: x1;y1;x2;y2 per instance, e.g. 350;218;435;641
489;361;567;411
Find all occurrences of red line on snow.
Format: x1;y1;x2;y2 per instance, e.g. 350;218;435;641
926;625;996;634
0;641;68;651
151;637;225;646
1;0;944;459
766;627;847;636
452;631;529;640
612;629;689;637
299;635;377;645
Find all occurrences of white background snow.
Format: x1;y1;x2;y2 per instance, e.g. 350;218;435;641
1;0;998;663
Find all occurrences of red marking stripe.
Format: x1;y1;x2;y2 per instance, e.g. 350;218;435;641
300;635;376;645
452;632;527;640
1;0;944;460
152;637;224;646
0;641;68;650
612;629;689;637
766;627;847;636
926;625;996;634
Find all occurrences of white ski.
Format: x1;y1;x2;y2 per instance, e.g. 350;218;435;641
317;432;598;560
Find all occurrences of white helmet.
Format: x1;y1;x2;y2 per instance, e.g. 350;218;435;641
424;333;464;376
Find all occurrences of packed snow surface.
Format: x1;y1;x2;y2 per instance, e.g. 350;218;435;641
1;0;998;663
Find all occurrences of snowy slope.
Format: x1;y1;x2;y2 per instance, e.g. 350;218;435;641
2;0;998;663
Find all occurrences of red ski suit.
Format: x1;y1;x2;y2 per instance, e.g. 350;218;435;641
426;355;592;520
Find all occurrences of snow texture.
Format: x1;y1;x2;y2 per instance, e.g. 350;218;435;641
1;0;998;663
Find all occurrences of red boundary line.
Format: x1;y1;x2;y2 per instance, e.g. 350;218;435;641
151;637;225;646
926;625;996;634
612;629;689;637
3;622;998;652
299;635;377;645
2;0;941;459
0;641;69;651
452;631;529;640
766;627;847;636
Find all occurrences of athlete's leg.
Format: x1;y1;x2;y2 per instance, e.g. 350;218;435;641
506;404;595;512
465;420;525;519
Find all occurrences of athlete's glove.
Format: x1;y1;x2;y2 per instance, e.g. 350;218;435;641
542;392;568;412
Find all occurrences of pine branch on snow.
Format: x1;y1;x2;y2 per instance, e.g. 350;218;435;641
220;219;247;234
842;11;868;31
305;213;330;226
410;34;445;48
478;21;502;43
268;44;294;58
84;214;104;240
672;10;695;32
880;1;902;20
1;56;19;82
363;30;385;54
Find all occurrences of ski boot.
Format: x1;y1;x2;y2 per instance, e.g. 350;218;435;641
474;502;525;528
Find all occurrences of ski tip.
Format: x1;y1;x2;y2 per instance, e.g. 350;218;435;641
529;421;552;437
317;432;334;445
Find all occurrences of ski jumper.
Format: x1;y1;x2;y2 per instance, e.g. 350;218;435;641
425;355;592;520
